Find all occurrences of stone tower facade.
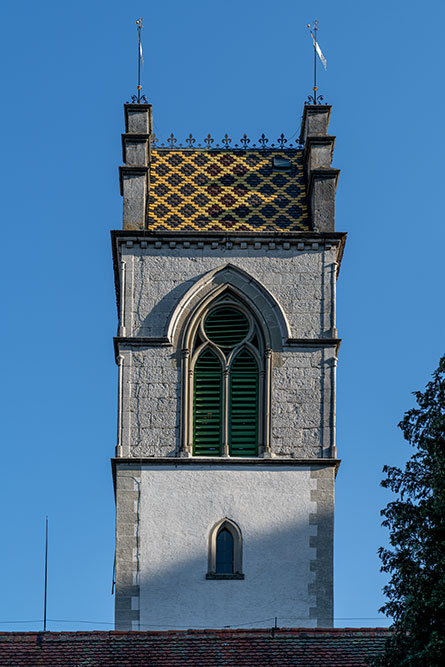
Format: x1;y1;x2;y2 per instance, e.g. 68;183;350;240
112;103;345;630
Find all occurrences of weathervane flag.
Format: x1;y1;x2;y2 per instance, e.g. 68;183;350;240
309;28;327;70
137;17;144;67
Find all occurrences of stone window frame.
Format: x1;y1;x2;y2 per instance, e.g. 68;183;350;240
206;518;244;580
180;290;272;457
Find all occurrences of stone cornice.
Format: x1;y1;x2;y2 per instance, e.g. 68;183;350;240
114;336;170;360
112;456;340;465
111;229;347;242
286;338;342;353
113;336;341;360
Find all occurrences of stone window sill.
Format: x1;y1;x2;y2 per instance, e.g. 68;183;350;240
206;573;245;580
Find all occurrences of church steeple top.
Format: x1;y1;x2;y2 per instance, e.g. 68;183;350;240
119;102;339;233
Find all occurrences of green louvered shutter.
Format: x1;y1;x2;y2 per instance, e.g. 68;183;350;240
229;349;258;456
193;348;222;456
204;307;249;348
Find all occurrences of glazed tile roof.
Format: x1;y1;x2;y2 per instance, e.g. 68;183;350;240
148;149;310;232
0;628;390;666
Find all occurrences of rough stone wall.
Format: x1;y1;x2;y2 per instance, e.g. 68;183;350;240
120;243;337;339
272;348;335;459
114;464;333;631
118;347;179;458
116;240;338;459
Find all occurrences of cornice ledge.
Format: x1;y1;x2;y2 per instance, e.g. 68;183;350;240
112;457;341;467
285;338;342;353
113;336;171;361
111;229;347;241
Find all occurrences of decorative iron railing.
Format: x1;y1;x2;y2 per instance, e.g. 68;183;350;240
151;132;303;150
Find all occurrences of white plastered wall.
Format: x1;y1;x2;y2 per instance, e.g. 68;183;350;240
137;465;318;630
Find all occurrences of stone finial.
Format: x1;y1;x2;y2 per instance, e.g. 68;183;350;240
299;105;331;143
119;104;153;230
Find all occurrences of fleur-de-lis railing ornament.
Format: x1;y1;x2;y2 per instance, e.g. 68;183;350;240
204;134;214;149
152;131;302;150
130;94;148;104
277;133;287;148
306;93;324;105
222;133;232;149
240;134;250;149
258;133;269;148
167;133;177;148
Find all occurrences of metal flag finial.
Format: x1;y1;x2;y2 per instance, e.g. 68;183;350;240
131;17;148;103
306;19;327;105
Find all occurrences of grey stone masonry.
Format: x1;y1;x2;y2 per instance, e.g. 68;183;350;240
119;104;153;230
111;232;345;460
300;105;340;232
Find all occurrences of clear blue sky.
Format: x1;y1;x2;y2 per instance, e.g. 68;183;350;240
1;0;443;632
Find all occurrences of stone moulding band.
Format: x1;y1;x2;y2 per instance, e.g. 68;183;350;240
112;337;342;362
112;458;341;468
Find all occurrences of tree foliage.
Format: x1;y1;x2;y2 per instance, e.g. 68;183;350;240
371;356;445;666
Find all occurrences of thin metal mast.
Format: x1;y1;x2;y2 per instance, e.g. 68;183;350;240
136;18;142;102
43;516;48;632
306;19;324;105
132;18;147;103
313;19;318;102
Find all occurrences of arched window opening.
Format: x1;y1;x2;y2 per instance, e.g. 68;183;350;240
183;293;271;457
190;301;262;457
207;519;244;580
216;528;234;574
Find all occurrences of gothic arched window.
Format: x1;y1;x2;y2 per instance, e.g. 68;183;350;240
189;299;265;457
207;518;244;579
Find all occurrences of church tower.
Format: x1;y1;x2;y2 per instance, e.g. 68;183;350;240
112;102;345;630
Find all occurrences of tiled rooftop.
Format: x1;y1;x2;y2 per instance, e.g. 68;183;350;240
0;627;390;666
147;149;310;232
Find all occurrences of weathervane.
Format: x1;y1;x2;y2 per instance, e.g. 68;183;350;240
306;20;327;105
132;17;148;103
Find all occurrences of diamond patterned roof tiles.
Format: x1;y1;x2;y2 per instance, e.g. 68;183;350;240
147;149;310;232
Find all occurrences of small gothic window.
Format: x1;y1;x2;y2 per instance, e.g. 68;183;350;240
207;519;244;580
216;528;234;574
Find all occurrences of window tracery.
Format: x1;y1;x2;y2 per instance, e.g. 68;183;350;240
181;293;271;457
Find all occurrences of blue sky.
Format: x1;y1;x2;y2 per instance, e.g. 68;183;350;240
0;0;443;631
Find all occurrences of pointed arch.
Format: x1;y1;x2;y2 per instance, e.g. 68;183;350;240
206;518;244;579
167;263;290;350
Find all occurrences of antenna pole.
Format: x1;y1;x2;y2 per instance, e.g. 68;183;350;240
43;516;48;632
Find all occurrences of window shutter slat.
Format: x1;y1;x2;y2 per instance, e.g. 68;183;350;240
193;349;222;456
204;307;249;348
229;349;259;456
